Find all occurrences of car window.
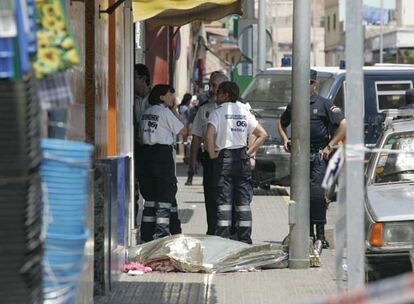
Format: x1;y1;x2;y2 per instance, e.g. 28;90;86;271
333;84;344;110
242;74;332;117
375;81;413;111
374;131;414;183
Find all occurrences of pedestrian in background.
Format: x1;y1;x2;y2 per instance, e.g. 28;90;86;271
178;93;194;184
139;84;185;242
190;72;229;235
278;69;346;248
184;96;200;185
205;81;268;244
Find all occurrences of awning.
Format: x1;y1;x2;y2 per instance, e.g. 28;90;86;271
132;0;242;27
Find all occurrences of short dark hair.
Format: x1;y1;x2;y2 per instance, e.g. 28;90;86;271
134;64;151;86
217;81;240;103
148;84;175;105
181;93;192;106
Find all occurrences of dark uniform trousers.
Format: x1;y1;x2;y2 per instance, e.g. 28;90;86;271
134;145;144;227
310;148;328;227
201;151;219;235
215;148;253;244
139;145;181;242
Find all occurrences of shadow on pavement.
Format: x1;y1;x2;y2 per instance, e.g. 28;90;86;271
95;281;218;304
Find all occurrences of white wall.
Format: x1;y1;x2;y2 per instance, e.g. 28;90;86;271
175;24;191;101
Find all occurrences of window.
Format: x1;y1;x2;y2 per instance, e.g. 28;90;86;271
333;85;344;110
374;132;414;183
333;13;336;31
242;74;332;117
327;16;330;31
375;81;413;111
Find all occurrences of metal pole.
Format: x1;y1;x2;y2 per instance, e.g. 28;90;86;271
258;0;266;72
123;0;135;247
380;0;384;63
244;0;254;19
289;0;311;270
345;0;365;289
252;24;258;76
241;0;255;75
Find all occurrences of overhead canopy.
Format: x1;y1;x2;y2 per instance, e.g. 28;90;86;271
132;0;242;27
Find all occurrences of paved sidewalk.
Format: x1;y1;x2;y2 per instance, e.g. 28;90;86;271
95;163;339;304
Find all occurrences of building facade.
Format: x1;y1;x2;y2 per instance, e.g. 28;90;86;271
267;0;325;67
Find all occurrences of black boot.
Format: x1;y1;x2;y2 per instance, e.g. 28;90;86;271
316;224;330;249
185;175;193;186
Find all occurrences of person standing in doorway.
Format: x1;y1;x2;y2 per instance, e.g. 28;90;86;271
139;84;185;241
134;64;151;231
277;69;346;248
205;82;268;244
190;72;228;235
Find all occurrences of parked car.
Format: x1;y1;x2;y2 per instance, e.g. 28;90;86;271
242;65;414;188
364;117;414;281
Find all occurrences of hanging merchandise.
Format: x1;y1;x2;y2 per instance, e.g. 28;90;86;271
37;72;74;110
40;139;93;303
32;0;80;79
0;1;16;79
0;0;17;37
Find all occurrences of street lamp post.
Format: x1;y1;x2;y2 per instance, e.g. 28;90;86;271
289;0;311;270
345;0;365;289
380;0;384;63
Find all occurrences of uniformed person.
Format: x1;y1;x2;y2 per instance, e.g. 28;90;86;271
190;72;229;235
134;64;151;228
205;81;268;244
139;84;185;242
278;69;346;248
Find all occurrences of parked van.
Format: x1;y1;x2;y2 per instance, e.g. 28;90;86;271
242;65;414;188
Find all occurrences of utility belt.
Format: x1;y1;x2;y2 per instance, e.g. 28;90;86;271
143;144;174;151
310;140;328;154
218;147;248;158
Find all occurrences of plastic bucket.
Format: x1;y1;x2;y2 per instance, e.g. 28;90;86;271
41;160;88;173
40;166;89;183
47;221;85;235
45;182;88;192
45;253;84;269
41;139;93;161
46;230;89;248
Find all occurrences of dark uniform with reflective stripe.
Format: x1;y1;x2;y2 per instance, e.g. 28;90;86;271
210;102;257;244
280;94;344;235
138;103;182;242
139;144;181;241
216;148;253;243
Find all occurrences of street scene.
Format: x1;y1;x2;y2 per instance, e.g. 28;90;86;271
1;0;414;304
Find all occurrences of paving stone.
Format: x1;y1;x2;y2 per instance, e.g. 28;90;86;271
95;163;338;304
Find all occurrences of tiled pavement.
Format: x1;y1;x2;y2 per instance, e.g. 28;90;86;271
95;163;339;304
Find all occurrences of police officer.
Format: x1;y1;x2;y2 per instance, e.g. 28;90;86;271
278;69;346;248
139;84;185;242
190;72;229;235
205;82;268;244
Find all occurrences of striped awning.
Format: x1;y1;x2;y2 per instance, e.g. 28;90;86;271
132;0;242;27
